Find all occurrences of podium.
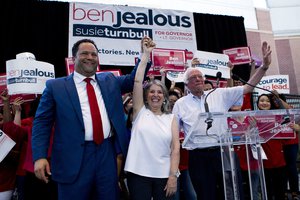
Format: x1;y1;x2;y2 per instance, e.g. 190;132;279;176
182;109;300;200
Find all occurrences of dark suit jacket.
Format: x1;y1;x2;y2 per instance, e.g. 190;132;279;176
32;65;140;183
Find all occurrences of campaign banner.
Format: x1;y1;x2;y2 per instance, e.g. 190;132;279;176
223;46;251;65
152;48;186;71
69;3;197;66
253;75;290;95
6;59;55;95
193;50;230;78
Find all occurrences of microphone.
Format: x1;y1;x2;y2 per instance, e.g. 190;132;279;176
232;74;290;125
204;71;222;131
216;71;222;87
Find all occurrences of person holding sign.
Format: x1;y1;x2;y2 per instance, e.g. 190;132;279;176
172;41;272;199
32;38;150;200
0;92;27;200
257;94;287;200
124;36;180;199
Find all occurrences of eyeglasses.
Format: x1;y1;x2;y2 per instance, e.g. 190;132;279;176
188;75;204;81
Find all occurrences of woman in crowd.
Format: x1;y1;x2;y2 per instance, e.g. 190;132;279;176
124;36;180;200
286;120;300;200
257;93;287;200
270;92;300;200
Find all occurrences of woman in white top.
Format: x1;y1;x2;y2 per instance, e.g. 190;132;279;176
124;36;180;200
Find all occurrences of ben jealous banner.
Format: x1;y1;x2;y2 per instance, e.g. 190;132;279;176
6;59;55;95
69;3;197;66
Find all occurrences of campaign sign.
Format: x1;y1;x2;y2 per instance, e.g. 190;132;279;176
0;74;37;106
69;3;197;66
152;48;186;71
256;115;295;139
0;74;6;92
6;59;55;95
253;75;290;95
65;57;75;75
193;51;230;79
223;47;251;65
0;129;16;163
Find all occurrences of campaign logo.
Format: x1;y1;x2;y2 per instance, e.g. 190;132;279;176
7;68;54;84
72;3;192;40
74;24;152;40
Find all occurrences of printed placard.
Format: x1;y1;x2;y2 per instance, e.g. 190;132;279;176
193;50;230;78
65;57;75;75
0;130;16;163
223;46;251;65
69;3;197;66
256;115;295;139
152;48;186;71
254;75;290;95
6;59;55;95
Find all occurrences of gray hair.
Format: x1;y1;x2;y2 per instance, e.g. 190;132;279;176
143;80;170;114
183;67;205;84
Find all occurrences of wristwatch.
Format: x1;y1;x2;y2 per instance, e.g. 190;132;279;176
170;170;181;178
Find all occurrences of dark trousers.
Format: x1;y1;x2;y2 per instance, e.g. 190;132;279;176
127;172;175;200
57;139;119;200
189;148;244;200
264;167;286;200
189;148;225;200
283;144;299;193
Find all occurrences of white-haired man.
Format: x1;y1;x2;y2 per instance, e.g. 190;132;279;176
172;42;271;200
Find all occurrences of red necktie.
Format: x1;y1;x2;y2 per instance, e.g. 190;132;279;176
84;78;104;145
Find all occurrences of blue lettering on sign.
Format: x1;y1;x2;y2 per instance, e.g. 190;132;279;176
74;24;153;40
259;78;287;85
114;10;192;28
8;77;37;84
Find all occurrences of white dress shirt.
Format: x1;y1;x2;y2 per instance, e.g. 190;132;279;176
172;86;244;148
73;71;111;141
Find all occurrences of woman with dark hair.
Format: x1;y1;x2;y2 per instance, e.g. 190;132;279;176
124;37;180;200
269;91;300;199
257;93;286;200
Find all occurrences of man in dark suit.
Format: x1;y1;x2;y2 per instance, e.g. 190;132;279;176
32;38;148;200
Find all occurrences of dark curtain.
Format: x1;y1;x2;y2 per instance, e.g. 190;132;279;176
1;1;249;80
193;13;250;81
1;0;69;78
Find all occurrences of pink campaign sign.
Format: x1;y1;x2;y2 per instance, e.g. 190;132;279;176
147;48;191;76
223;47;252;65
